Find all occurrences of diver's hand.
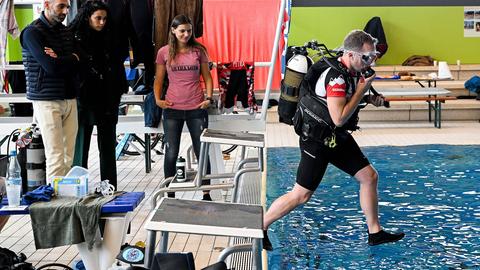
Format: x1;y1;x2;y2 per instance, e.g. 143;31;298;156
367;94;386;107
357;74;375;94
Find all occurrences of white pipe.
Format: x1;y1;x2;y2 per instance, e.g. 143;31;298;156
260;0;286;121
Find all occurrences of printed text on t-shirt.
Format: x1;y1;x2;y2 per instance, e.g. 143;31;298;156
171;65;199;72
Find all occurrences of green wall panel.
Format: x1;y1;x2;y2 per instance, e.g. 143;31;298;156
6;7;34;63
289;7;480;65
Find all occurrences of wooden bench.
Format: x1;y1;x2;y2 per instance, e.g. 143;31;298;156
372;78;471;97
0;192;145;270
378;87;455;128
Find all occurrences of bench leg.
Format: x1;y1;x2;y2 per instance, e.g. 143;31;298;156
210;143;226;177
145;134;151;173
428;99;432;122
196;142;207;186
77;231;101;270
145;229;157;268
252;238;262;270
77;213;131;270
437;100;442;129
99;214;131;269
145;230;169;267
432;99;439;128
258;147;264;172
115;134;131;160
241;146;246;160
159;231;169;253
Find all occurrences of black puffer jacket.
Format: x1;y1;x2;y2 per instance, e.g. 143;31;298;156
20;12;79;100
72;26;128;124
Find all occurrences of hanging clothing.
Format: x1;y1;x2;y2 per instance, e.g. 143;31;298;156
105;0;131;64
154;0;203;53
217;61;257;114
129;0;155;87
0;0;19;67
198;0;283;91
67;0;79;24
98;0;155;88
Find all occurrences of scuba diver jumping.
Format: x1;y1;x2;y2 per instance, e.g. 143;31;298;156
264;29;405;250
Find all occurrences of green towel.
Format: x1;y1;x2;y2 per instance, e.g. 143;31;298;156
29;192;121;250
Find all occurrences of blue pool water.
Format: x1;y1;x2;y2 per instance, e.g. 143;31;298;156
267;145;480;270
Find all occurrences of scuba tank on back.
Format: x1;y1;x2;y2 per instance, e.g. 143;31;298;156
278;45;313;125
279;40;389;142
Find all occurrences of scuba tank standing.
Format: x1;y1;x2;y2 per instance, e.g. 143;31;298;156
26;126;46;192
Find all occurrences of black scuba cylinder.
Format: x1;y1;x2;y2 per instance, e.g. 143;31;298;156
26;128;46;192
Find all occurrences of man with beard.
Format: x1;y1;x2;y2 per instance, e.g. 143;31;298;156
20;0;80;179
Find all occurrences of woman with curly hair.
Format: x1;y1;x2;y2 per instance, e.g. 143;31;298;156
70;0;127;189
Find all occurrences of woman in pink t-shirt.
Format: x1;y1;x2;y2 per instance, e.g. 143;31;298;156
154;14;214;200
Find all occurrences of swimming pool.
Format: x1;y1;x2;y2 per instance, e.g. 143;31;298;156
266;145;480;269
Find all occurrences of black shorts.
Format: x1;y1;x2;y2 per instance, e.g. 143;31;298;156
296;132;370;191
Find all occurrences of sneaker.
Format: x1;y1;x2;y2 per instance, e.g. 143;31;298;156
368;230;405;246
263;230;273;251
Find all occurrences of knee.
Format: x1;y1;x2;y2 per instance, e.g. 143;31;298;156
291;190;312;205
164;142;177;154
364;169;378;186
298;193;312;204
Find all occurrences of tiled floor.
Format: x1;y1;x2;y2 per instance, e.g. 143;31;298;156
1;120;479;269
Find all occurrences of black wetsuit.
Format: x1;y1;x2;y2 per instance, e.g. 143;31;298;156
296;61;370;191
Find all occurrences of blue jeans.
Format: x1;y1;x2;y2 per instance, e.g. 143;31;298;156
163;108;210;184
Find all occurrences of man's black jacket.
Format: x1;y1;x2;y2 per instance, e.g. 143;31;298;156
20;12;78;100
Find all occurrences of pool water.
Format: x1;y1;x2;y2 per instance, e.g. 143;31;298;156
266;145;480;270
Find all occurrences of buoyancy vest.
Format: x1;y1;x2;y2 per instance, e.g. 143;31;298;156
291;57;361;142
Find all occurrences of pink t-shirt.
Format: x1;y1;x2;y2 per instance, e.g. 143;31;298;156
156;45;208;110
